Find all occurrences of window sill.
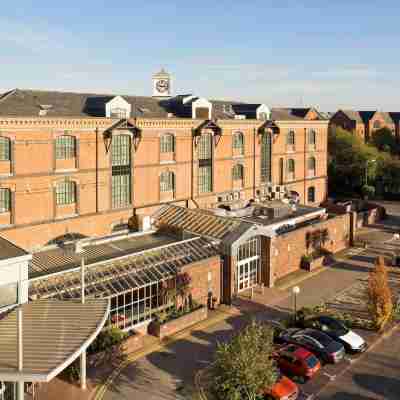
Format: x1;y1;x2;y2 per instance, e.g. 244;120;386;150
0;173;12;178
55;168;78;173
0;223;13;230
159;160;176;165
54;213;78;220
232;154;244;159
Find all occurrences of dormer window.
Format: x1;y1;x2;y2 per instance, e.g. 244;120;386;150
38;104;53;117
256;104;271;121
105;96;131;119
110;108;128;119
192;98;212;119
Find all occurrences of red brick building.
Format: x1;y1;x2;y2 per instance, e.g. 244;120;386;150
330;109;396;141
0;71;329;251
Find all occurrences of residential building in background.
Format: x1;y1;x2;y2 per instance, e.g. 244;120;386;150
329;109;398;141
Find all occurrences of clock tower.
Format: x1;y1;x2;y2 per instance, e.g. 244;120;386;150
152;68;171;98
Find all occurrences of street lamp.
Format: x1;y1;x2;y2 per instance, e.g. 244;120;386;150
365;159;376;186
292;286;300;323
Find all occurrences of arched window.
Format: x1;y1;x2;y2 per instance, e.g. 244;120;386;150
260;133;272;182
0;137;11;161
160;171;175;192
0;188;11;212
232;164;244;186
308;187;316;203
232;131;244;154
308;157;316;176
55;135;76;160
56;179;76;205
308;129;316;148
287;159;295;181
160;133;175;153
287;130;295;149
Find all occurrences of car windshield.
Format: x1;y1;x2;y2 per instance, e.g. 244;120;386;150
321;318;349;336
307;330;332;346
305;354;319;368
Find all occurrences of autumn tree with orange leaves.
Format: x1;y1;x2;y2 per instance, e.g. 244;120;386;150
367;256;393;331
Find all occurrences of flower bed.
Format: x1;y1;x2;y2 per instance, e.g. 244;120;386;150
88;331;144;367
149;305;207;340
301;255;325;271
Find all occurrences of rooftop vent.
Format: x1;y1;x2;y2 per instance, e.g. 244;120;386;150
38;104;53;117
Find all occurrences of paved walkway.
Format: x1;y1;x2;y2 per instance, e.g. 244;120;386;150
34;245;378;400
100;258;371;400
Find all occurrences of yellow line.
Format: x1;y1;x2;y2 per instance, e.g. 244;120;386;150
92;309;237;400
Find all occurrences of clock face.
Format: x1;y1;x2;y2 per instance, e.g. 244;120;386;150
156;79;169;93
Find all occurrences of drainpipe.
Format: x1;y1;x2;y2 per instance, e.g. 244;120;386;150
190;129;199;208
95;127;99;213
253;128;256;198
304;127;307;204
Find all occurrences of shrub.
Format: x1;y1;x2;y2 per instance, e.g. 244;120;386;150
367;256;393;331
212;320;278;400
362;185;375;199
88;326;127;354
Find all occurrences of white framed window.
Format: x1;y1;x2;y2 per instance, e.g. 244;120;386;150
232;164;244;183
110;108;128;119
198;165;212;193
0;137;10;161
160;134;175;153
0;188;11;213
287;159;295;181
56;179;76;205
287;130;295;151
55;135;76;159
160;171;175;192
232;131;244;154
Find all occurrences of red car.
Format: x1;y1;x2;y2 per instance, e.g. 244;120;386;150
274;344;321;381
264;374;299;400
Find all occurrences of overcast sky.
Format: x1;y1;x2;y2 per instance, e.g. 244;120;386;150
2;0;400;111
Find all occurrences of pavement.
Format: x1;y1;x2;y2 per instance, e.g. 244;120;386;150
35;206;400;400
99;260;371;400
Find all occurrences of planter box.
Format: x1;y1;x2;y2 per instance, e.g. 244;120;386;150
302;255;325;272
88;332;144;368
148;306;208;340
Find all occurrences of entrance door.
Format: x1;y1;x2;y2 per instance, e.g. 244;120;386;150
236;237;261;293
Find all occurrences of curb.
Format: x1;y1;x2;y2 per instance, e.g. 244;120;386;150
91;308;240;400
276;266;327;292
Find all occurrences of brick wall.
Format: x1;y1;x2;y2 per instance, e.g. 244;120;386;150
181;255;221;306
0;118;328;250
270;213;351;283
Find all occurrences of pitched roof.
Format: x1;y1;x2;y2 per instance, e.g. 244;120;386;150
0;88;325;122
0;237;29;261
152;204;249;241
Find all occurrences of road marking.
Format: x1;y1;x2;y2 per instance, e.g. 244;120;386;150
322;372;336;381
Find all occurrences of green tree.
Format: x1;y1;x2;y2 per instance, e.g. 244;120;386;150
371;127;397;153
212;321;278;400
328;127;380;196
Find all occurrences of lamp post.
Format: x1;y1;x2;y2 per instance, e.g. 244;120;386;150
292;286;300;323
365;159;376;186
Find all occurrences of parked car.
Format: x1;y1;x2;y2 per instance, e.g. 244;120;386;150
274;344;321;381
264;374;299;400
278;328;345;364
301;315;367;353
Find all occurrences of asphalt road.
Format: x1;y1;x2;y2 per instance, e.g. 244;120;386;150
317;328;400;400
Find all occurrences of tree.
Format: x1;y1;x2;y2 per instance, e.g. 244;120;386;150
212;321;278;400
328;127;380;196
367;256;393;331
371;127;397;153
